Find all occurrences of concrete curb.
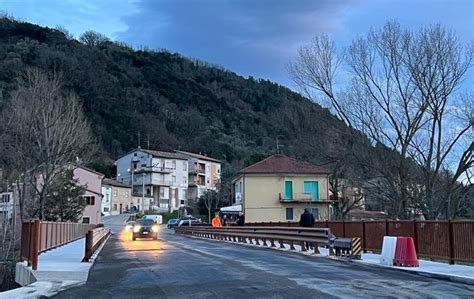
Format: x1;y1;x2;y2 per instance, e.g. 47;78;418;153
351;259;474;286
178;233;474;286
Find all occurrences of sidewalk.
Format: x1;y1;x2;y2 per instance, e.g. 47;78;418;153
206;236;474;285
0;238;98;299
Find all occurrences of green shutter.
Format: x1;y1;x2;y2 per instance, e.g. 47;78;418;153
285;181;293;200
304;181;319;200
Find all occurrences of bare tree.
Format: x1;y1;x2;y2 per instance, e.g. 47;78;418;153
290;21;473;219
200;190;220;222
4;68;97;220
79;30;110;47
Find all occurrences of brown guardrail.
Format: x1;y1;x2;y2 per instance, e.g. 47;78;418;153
21;220;97;270
83;227;111;262
175;226;332;254
248;220;474;264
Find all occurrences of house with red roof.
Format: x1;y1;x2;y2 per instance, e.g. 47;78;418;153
230;155;332;223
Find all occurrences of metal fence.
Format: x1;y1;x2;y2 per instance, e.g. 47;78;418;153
247;220;474;264
20;220;97;270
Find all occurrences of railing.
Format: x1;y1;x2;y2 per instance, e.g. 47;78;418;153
248;220;474;264
83;227;111;261
175;226;332;253
20;220;97;270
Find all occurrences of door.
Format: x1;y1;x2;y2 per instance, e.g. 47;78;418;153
304;181;319;200
285;181;293;200
119;204;123;214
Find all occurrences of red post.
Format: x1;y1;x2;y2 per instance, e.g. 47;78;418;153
31;220;40;270
342;220;346;237
362;220;366;252
448;220;455;265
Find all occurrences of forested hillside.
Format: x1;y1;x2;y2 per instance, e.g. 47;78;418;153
0;17;375;177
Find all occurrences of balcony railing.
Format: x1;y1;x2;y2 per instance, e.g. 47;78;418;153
134;166;173;174
279;193;327;202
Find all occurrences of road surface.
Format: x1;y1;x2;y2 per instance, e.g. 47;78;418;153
54;215;474;298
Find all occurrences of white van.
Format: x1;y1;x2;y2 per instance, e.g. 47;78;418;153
142;215;163;224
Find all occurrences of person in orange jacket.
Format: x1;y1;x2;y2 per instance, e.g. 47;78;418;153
211;214;222;227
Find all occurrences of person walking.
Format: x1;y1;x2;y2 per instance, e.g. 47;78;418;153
299;208;315;249
236;212;245;226
211;214;222;227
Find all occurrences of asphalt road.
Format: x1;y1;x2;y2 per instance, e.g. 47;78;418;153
54;215;474;298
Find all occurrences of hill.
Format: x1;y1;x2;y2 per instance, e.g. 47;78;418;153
0;17;376;177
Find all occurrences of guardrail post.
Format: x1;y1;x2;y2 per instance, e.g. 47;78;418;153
362;220;366;253
84;230;93;262
448;220;455;265
31;219;40;270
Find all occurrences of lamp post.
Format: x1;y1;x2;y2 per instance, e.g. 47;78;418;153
142;173;145;213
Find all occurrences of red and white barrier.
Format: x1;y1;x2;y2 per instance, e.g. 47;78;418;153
380;236;419;267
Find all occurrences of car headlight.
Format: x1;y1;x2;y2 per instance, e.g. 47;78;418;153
152;225;159;232
133;225;141;233
125;225;132;231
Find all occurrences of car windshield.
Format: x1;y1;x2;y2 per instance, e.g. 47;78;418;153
169;219;178;223
136;219;155;226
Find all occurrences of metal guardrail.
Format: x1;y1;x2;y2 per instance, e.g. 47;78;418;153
175;226;332;254
21;220;97;270
83;227;111;261
248;220;474;264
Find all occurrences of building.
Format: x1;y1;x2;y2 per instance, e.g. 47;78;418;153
230;154;332;223
0;192;14;221
101;178;132;216
115;149;189;212
175;150;222;206
73;165;104;224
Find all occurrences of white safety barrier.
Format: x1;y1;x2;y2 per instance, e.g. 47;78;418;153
380;236;397;266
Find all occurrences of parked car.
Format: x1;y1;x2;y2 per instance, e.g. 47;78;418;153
142;214;163;224
132;219;159;240
167;219;180;229
177;219;202;227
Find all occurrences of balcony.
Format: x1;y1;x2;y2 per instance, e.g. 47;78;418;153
278;193;330;203
189;168;205;175
134;166;173;174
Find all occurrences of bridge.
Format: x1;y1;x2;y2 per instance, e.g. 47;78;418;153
38;215;473;298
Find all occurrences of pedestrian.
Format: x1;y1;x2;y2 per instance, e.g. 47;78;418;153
222;214;228;226
299;208;315;249
211;213;222;227
236;212;245;226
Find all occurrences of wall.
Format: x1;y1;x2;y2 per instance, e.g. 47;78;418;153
242;174;330;223
101;187;112;216
74;167;103;224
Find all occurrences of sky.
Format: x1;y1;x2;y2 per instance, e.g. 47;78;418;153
1;0;473;88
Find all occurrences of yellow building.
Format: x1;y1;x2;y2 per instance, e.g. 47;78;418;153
231;155;332;223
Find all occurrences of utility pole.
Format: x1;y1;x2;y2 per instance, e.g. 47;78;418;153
276;135;284;154
142;173;145;213
137;132;141;149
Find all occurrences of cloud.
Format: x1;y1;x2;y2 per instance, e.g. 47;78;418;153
117;0;359;86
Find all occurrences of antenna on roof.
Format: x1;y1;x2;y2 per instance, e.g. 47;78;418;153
137;132;141;149
147;135;150;149
276;135;284;154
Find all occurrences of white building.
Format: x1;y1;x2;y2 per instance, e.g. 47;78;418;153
115;149;189;212
101;178;132;216
0;192;13;220
175;151;222;206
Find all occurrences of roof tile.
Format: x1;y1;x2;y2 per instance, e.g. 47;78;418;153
239;154;331;174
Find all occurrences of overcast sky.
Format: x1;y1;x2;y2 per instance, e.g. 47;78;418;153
1;0;473;88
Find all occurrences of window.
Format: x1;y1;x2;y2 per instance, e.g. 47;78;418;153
113;191;117;197
286;208;293;220
83;196;95;205
183;162;187;171
1;193;11;203
159;188;165;198
82;217;90;224
284;181;293;200
113;204;117;211
183;176;187;184
308;208;320;220
180;199;185;205
303;181;319;200
125;191;129;198
105;194;109;202
172;160;176;169
104;207;109;212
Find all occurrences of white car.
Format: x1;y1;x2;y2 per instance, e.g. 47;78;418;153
142;215;163;224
